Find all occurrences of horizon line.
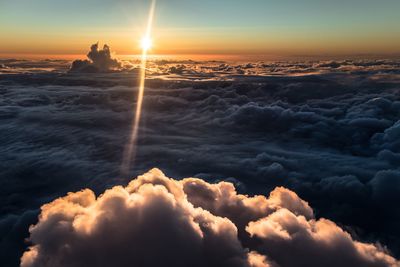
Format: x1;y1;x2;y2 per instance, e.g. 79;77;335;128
1;52;400;61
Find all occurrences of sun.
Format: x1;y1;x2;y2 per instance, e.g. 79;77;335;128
140;36;152;51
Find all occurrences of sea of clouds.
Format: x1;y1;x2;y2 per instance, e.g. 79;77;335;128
0;45;400;266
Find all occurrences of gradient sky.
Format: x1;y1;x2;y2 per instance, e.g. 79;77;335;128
1;0;400;58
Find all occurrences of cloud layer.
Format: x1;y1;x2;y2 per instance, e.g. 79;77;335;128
1;58;400;266
21;169;398;267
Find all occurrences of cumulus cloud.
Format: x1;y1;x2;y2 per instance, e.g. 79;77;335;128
21;169;397;267
70;43;121;73
21;169;263;267
247;209;397;267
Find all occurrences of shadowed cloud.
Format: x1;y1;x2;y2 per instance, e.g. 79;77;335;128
70;43;121;73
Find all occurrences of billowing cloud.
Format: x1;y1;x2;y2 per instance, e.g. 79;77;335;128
70;43;121;73
21;169;265;267
247;210;396;267
21;169;398;267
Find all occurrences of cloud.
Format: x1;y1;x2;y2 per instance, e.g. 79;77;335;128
247;209;397;267
69;43;121;73
21;169;264;267
1;58;400;265
0;210;38;267
368;170;400;203
168;64;186;74
21;169;397;267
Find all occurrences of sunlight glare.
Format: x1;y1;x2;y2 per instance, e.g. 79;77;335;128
121;0;156;176
141;36;152;51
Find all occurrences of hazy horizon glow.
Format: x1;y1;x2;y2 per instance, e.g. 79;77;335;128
1;0;400;59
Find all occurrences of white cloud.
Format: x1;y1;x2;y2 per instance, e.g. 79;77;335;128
21;169;398;267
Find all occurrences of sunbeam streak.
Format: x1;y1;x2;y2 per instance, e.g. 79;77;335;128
121;0;156;176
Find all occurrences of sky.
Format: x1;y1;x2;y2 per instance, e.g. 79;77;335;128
1;0;400;59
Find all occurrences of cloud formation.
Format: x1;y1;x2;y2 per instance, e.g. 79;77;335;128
21;169;398;267
70;43;121;73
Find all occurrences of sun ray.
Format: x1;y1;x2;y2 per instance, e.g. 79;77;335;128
121;0;156;176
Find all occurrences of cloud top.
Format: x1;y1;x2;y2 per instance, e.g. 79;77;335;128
21;169;398;267
70;43;121;73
